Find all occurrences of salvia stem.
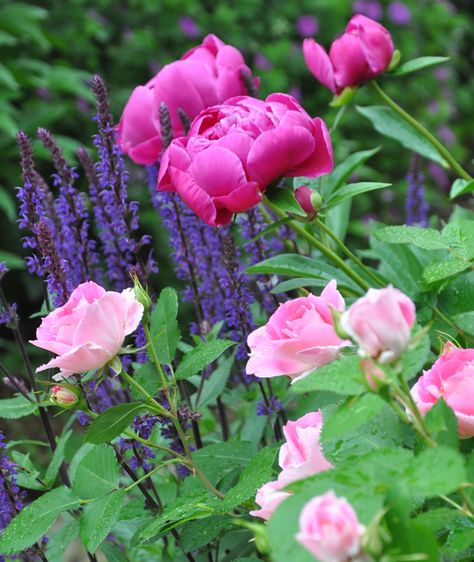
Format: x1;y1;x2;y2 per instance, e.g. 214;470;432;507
369;80;472;182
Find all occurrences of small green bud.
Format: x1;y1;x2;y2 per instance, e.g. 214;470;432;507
330;86;357;107
388;49;401;71
132;274;152;313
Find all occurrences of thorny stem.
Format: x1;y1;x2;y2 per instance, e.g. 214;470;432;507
369;81;472;182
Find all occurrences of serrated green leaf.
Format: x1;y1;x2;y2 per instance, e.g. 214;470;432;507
85;402;145;444
290;355;365;396
452;311;474;336
131;362;161;401
0;395;38;419
175;339;236;380
423;258;470;284
193;441;256;484
374;225;447;251
73;444;119;499
356;105;445;165
150;287;180;365
11;451;44;490
401;333;431;381
425;398;458;448
392;56;450;76
326;182;390;208
181;516;234;552
45;516;79;562
80;489;125;552
0;487;80;555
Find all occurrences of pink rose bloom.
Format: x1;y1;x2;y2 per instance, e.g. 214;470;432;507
118;34;257;165
31;281;143;379
411;343;474;438
249;480;292;521
279;411;332;484
246;280;346;381
296;491;366;562
157;93;333;226
341;286;415;364
303;15;394;95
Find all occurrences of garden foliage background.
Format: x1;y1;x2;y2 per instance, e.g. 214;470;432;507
1;0;474;561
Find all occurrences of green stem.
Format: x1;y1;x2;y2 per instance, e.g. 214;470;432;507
124;459;181;492
369;81;472;182
264;197;369;292
123;429;187;461
314;217;385;287
120;369;170;417
143;323;173;408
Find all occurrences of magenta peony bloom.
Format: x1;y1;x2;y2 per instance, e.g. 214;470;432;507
117;34;258;165
158;94;333;226
31;281;143;379
246;280;345;381
411;343;474;438
303;15;394;95
249;480;292;521
296;491;366;562
341;286;415;364
278;411;333;484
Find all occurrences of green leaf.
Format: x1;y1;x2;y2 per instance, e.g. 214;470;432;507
392;56;450;76
130;362;161;400
423;258;470;284
452;311;474;336
0;487;80;555
374;225;448;251
175;339;236;380
150;287;180;365
450;178;474;199
12;451;44;490
44;430;72;487
72;444;119;499
425;398;458;448
196;353;235;408
193;441;256;484
0;251;25;270
0;187;16;221
80;489;125;553
326;182;390;208
0;395;38;419
85;402;145;444
181;516;234;552
45;516;79;562
401;333;431;381
290;355;365;396
356;105;445;165
223;447;278;510
405;446;465;497
266;187;307;217
270;277;330;294
322;394;386;440
247;217;293;244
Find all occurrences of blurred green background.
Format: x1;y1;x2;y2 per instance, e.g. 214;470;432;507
0;0;473;338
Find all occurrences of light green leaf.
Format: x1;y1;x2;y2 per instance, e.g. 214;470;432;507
196;353;235;408
0;487;80;555
356;105;445;165
392;56;450;76
80;489;125;553
45;516;79;562
326;182;390;208
85;402;145;444
73;444;119;499
175;339;236;380
150;287;180;365
374;225;448;251
0;395;38;419
401;333;431;381
423;258;470;284
450;178;474;199
44;430;72;487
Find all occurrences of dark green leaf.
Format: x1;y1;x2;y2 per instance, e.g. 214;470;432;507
196;353;235;408
450;178;474;199
0;487;80;554
270;277;331;294
85;402;145;444
266;187;307;217
80;489;125;553
393;56;450;76
193;441;256;484
44;430;72;487
175;339;236;380
150;287;180;365
181;516;234;552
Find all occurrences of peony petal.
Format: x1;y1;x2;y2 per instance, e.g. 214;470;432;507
329;33;370;90
303;39;336;93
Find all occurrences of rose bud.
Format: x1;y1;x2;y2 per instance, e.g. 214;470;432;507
278;411;332;485
296;491;366;562
31;281;144;380
303;15;394;95
246;280;348;382
411;343;474;438
50;385;79;408
340;286;415;364
158;94;333;226
249;480;292;521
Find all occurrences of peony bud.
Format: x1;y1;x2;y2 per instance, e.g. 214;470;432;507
50;385;79;408
294;186;323;219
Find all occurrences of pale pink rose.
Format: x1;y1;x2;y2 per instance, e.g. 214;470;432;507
411;343;474;438
278;411;332;484
249;480;292;521
246;280;347;381
118;34;258;165
296;491;366;562
303;15;394;95
157;94;333;226
31;281;143;379
340;286;415;364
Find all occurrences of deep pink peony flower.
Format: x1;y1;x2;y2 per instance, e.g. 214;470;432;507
296;491;366;562
246;280;346;381
249;480;292;521
341;285;415;364
303;15;394;95
411;343;474;438
278;411;333;484
158;93;333;226
31;281;143;379
117;34;257;165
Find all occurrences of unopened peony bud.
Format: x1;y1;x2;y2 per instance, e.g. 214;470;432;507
294;186;323;218
50;385;79;408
